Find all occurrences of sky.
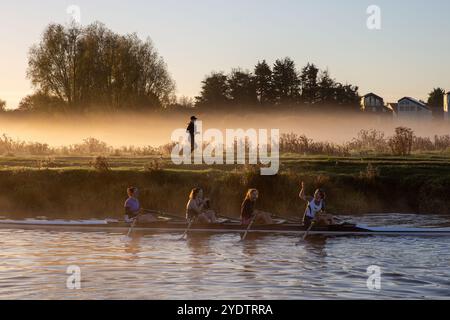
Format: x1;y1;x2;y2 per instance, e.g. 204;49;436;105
0;0;449;109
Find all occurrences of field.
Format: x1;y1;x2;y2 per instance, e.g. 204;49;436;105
1;153;449;219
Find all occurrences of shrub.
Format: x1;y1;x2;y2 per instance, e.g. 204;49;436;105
144;158;165;172
347;129;388;154
389;127;414;156
91;156;111;172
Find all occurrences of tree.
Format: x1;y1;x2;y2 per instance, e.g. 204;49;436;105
309;67;360;109
196;72;230;108
0;99;6;112
27;22;175;112
317;70;336;105
334;83;360;108
300;63;320;104
272;58;301;105
228;69;258;106
17;92;65;112
254;60;274;105
427;88;445;117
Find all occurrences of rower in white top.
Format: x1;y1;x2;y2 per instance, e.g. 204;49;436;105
299;181;335;227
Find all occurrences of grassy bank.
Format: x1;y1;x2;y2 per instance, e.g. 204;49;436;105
1;155;450;219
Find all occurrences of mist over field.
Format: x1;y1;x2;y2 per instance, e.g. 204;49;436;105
1;111;449;148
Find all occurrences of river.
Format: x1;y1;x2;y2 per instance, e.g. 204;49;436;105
0;214;449;300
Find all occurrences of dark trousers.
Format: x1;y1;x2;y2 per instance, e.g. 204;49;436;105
303;216;314;227
190;134;195;152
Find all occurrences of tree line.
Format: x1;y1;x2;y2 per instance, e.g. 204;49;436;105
0;21;447;114
17;22;175;113
194;59;361;110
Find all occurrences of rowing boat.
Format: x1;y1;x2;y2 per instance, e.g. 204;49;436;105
1;219;450;237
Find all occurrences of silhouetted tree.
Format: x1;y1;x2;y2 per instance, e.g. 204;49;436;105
196;72;230;108
27;22;175;112
317;70;336;105
300;63;320;104
195;58;361;112
18;92;66;112
228;69;258;106
334;83;360;108
272;58;301;105
427;88;445;117
254;60;275;105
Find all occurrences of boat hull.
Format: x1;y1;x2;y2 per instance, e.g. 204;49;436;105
1;221;450;237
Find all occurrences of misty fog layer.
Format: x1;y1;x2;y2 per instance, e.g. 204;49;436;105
1;112;449;147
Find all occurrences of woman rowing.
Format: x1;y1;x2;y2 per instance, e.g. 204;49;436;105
299;182;334;227
240;189;273;225
124;187;157;224
186;188;217;224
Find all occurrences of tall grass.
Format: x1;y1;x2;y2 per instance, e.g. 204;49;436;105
2;127;450;157
1;165;449;218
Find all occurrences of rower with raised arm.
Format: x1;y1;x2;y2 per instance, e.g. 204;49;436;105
124;187;157;224
240;189;273;225
186;188;217;224
299;182;334;227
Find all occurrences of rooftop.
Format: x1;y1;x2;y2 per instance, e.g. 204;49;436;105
399;97;430;110
363;93;384;100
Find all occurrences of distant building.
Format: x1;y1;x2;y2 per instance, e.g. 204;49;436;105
360;93;385;113
445;92;449;120
396;97;432;120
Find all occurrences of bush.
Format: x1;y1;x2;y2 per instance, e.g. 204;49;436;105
91;156;111;172
280;133;349;156
348;129;388;154
144;158;165;172
389;127;414;156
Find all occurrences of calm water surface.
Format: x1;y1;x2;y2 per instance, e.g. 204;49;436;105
0;214;449;300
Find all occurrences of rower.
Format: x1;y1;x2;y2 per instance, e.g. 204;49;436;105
124;187;157;224
240;189;273;225
299;182;334;227
186;188;217;224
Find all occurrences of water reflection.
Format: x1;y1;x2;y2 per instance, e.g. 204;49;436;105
0;214;449;299
123;235;143;261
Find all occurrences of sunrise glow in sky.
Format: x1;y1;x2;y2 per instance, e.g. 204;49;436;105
0;0;449;108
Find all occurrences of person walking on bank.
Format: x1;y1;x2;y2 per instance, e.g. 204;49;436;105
187;116;198;152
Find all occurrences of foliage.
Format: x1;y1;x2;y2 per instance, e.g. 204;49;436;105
388;127;415;156
91;156;111;172
427;88;445;116
195;58;360;110
144;158;165;172
26;22;175;112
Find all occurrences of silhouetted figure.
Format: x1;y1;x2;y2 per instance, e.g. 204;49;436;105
187;116;198;152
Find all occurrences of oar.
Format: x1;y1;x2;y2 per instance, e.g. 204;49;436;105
333;216;351;224
217;214;240;223
123;215;139;240
240;216;256;242
272;215;302;224
179;216;196;240
296;221;316;245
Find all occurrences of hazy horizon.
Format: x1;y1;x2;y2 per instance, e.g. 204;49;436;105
0;111;449;148
1;0;450;109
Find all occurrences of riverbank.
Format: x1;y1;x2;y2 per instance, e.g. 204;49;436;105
1;154;449;218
